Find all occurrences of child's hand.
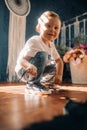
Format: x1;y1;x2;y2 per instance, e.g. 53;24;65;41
26;64;37;77
53;75;62;84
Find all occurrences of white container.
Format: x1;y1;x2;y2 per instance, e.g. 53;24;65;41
69;56;87;84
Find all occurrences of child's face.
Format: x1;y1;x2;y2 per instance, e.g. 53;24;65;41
39;17;61;43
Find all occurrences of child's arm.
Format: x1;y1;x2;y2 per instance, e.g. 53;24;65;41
19;55;37;77
53;58;63;84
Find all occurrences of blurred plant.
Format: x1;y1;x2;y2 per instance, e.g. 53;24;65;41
73;34;87;46
56;44;71;58
63;35;87;65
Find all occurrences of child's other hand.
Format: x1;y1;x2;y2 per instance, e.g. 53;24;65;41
53;75;62;84
26;64;37;77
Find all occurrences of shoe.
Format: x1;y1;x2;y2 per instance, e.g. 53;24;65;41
40;72;55;83
25;82;54;95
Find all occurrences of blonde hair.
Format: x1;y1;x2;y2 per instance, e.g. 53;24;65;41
36;11;61;33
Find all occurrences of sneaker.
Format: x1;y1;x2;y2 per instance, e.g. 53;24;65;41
40;72;55;83
25;82;53;95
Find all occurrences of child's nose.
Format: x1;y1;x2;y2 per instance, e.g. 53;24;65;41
51;27;55;32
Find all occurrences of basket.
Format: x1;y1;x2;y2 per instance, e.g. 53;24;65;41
69;56;87;84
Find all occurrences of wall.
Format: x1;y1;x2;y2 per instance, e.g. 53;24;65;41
0;1;9;81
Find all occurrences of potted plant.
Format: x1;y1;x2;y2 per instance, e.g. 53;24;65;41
63;35;87;84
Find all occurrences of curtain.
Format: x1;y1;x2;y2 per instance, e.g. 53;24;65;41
7;12;26;81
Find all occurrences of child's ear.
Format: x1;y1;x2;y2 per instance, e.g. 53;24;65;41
36;24;40;33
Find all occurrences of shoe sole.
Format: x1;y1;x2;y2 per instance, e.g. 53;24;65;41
25;88;53;95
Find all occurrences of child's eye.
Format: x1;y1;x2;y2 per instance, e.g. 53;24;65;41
55;27;58;30
47;24;51;28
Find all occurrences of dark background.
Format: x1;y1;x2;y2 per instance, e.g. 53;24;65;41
0;0;87;81
26;0;87;39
